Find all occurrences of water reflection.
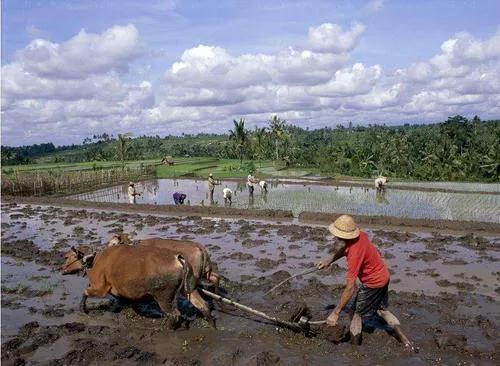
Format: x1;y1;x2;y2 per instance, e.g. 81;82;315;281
71;178;500;222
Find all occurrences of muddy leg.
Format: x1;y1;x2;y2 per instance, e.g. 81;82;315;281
81;285;111;314
349;312;362;345
377;310;416;351
80;294;88;314
155;290;182;330
189;289;216;328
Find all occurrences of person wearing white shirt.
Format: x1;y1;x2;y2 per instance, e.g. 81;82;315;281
374;176;388;192
223;187;233;205
259;180;268;193
247;171;258;197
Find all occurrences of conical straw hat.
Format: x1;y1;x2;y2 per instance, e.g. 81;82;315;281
329;215;360;240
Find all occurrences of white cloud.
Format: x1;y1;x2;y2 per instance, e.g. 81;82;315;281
1;24;152;145
2;21;500;145
307;23;365;53
307;63;381;97
16;24;143;79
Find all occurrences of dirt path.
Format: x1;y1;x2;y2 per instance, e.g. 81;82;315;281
1;203;499;365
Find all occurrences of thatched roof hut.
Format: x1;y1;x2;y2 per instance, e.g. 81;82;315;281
162;155;175;165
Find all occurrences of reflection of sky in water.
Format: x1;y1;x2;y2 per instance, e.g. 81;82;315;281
71;179;500;223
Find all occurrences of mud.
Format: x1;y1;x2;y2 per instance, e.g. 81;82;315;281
299;211;500;233
1;203;500;365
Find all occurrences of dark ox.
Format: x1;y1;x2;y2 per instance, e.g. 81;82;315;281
108;234;220;288
60;245;215;328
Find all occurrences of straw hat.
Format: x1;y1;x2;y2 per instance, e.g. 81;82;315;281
329;215;360;240
129;182;134;186
209;173;213;177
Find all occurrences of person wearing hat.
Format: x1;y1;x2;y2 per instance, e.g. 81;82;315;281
317;215;414;350
374;176;388;192
207;173;220;203
247;170;258;197
127;182;140;204
223;187;233;206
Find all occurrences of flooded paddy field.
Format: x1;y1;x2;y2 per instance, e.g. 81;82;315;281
71;178;500;223
2;203;499;365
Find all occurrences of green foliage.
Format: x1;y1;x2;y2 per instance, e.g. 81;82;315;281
2;115;499;182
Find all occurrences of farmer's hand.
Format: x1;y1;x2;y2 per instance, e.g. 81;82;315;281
317;258;331;270
326;309;340;326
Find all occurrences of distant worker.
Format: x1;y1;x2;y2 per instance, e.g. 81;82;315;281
317;215;415;350
127;182;141;204
247;170;258;197
223;187;233;205
259;180;268;193
374;176;388;192
173;192;187;205
208;173;220;203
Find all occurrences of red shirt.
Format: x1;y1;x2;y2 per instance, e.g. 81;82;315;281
344;231;389;288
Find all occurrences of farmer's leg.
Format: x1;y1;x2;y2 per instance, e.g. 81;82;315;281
377;309;413;348
349;312;363;345
210;189;214;202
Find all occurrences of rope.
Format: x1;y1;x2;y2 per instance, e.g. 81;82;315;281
264;265;328;296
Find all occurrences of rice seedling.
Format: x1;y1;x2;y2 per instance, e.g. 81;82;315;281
73;178;500;223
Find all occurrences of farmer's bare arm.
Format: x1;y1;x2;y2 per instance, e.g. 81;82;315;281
317;245;346;269
335;277;356;313
326;277;356;326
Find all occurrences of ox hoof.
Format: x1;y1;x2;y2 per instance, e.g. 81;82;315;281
167;315;183;330
80;305;89;314
207;316;217;329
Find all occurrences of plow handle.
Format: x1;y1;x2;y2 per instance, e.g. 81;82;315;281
200;288;302;332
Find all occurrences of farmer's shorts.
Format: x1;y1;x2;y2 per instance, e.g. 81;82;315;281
347;282;389;318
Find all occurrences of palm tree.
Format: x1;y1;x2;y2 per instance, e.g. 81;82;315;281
116;133;132;167
254;126;267;161
229;119;248;165
269;115;286;161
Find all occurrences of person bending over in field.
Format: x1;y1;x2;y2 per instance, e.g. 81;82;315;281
317;215;416;351
173;192;187;205
223;187;233;206
374;176;388;192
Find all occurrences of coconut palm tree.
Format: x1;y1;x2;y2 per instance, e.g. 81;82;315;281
229;119;248;165
269;115;286;161
116;133;132;167
254;126;267;161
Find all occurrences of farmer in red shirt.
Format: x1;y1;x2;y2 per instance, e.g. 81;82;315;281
318;215;414;350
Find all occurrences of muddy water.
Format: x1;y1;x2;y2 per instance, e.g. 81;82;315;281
71;178;500;223
2;203;500;365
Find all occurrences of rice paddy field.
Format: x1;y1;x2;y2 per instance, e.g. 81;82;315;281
70;178;500;223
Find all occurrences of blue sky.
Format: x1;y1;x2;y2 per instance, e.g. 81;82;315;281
2;0;500;145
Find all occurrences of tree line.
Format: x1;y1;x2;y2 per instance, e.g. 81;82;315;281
2;115;499;182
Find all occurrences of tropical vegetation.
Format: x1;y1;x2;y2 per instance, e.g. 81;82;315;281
2;115;499;182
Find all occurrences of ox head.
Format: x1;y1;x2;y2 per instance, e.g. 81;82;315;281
60;246;96;275
108;233;131;247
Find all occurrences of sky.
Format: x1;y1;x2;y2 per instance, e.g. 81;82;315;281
1;0;500;146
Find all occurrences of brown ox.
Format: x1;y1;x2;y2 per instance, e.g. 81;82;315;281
60;245;215;328
108;234;220;288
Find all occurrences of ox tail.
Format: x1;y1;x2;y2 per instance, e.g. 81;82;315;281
176;255;196;299
203;252;220;288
